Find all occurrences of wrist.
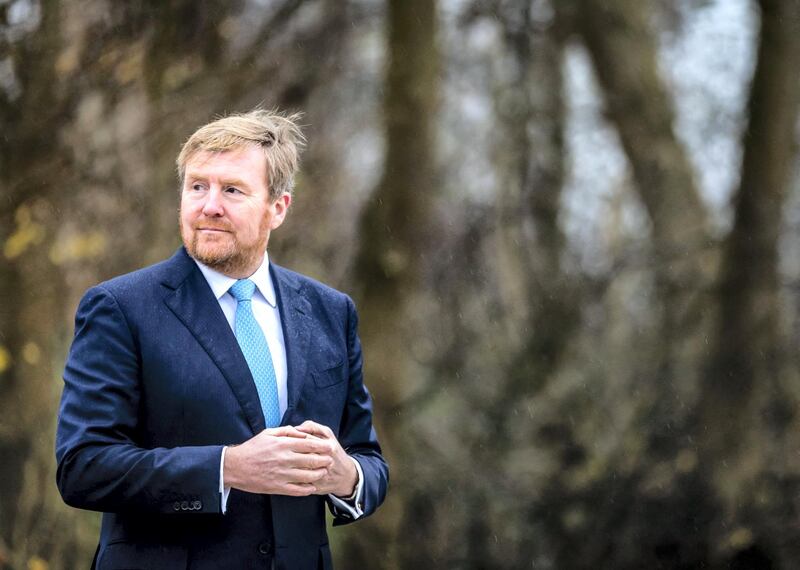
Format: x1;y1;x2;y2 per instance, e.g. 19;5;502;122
334;460;358;498
223;444;242;490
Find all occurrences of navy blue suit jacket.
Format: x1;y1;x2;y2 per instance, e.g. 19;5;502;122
56;248;388;569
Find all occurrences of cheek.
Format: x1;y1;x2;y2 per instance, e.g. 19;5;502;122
179;197;198;222
245;209;269;236
246;217;264;239
179;209;191;229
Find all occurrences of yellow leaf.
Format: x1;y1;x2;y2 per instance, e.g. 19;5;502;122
114;48;144;85
15;204;31;225
4;206;45;259
27;555;48;570
0;346;10;373
56;46;81;77
49;231;107;265
22;342;41;365
728;527;753;549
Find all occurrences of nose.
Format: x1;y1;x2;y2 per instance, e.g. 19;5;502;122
201;187;224;217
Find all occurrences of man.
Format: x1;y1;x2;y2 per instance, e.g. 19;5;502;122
55;110;388;570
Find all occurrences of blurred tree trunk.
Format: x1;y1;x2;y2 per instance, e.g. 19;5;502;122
493;0;573;415
140;0;232;265
557;0;713;453
550;0;800;564
0;1;96;567
0;0;57;558
347;0;439;567
699;0;800;488
488;4;577;566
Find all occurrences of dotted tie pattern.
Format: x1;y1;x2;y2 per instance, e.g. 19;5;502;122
229;279;282;427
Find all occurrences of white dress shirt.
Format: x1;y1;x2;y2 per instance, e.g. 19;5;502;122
193;253;364;519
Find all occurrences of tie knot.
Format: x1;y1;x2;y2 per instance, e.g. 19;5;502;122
229;279;256;302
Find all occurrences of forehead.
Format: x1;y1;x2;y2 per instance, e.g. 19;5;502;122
184;146;267;185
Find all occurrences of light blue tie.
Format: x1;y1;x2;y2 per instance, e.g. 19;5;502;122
229;279;282;427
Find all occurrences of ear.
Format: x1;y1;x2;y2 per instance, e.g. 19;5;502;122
269;193;292;230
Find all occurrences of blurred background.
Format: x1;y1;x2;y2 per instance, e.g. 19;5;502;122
2;0;800;568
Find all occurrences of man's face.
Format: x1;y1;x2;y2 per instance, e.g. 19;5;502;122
179;146;290;278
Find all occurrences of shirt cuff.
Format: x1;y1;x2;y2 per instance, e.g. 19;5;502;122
219;446;231;514
327;457;364;519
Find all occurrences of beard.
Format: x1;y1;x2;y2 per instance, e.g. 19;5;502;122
180;216;268;278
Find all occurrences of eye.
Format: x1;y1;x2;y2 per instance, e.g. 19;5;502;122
224;186;243;194
190;183;206;192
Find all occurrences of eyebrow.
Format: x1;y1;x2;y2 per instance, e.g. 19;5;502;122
220;178;250;189
185;173;252;189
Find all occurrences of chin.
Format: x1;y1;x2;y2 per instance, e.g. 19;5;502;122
182;230;266;275
189;245;265;278
185;236;234;265
195;248;236;267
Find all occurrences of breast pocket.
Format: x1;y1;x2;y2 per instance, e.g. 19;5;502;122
311;360;345;388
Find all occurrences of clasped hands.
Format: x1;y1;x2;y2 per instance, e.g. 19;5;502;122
223;420;357;498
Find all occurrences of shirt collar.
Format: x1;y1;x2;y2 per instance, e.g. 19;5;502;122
193;252;277;308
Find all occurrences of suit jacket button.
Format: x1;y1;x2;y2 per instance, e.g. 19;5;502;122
180;501;189;511
192;500;202;510
173;502;181;511
258;541;272;555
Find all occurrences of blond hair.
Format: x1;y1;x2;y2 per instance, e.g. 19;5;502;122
177;109;305;200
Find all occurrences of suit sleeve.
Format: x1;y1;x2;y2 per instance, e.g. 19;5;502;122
329;296;389;525
55;285;223;515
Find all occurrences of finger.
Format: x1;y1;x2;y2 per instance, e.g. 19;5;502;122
301;432;325;440
282;451;333;471
281;483;317;497
264;426;308;439
284;467;329;484
276;450;332;470
289;452;333;470
286;437;336;455
295;420;331;436
295;422;335;441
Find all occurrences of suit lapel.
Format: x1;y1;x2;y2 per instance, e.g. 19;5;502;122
162;248;265;435
270;263;312;425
